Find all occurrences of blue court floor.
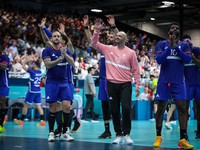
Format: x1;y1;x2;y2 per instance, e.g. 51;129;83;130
0;120;200;150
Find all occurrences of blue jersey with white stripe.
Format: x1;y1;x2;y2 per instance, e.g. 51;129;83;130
42;47;72;84
0;54;10;87
99;54;106;77
184;46;200;85
28;69;42;93
156;40;190;84
67;52;76;83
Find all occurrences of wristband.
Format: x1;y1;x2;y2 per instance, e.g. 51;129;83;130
85;26;89;30
111;25;117;29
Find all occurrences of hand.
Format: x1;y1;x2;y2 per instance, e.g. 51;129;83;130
92;92;97;98
169;33;177;48
48;24;52;31
94;18;104;30
25;56;30;63
107;15;115;26
135;86;140;97
60;47;66;55
58;23;65;34
38;18;46;29
83;15;89;26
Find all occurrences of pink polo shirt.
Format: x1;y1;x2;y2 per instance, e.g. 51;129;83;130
91;30;140;87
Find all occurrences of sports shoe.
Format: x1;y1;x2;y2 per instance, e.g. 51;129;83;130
37;121;46;126
66;127;71;135
149;118;155;121
71;123;82;133
123;134;134;145
60;133;74;141
80;119;89;123
153;136;162;147
54;129;61;138
195;132;200;139
165;122;172;130
91;119;100;122
3;116;8;126
177;139;194;149
98;131;112;139
48;132;55;142
0;126;5;133
112;135;123;144
14;119;23;125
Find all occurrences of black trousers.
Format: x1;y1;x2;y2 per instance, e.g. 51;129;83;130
107;81;132;136
82;94;95;119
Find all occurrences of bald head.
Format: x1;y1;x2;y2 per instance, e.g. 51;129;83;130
115;31;127;45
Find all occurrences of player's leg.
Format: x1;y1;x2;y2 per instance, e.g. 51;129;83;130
34;93;45;126
81;94;93;121
54;102;63;138
165;104;176;130
0;96;6;133
195;100;200;139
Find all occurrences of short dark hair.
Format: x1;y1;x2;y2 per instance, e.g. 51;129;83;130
34;61;40;68
88;67;95;73
61;34;68;45
167;22;180;32
150;75;155;78
180;34;191;41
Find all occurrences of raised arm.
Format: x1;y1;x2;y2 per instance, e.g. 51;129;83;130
107;15;119;35
22;56;29;71
83;15;92;43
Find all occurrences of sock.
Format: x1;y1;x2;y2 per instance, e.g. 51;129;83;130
68;110;73;129
197;123;200;134
40;115;44;121
156;126;162;136
21;114;25;121
0;109;6;126
105;123;110;132
180;129;186;139
73;111;79;124
56;110;63;132
48;112;56;133
62;112;69;133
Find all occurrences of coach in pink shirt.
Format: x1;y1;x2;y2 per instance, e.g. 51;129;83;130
91;18;140;144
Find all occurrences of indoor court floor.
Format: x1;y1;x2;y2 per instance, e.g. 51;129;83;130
0;120;200;150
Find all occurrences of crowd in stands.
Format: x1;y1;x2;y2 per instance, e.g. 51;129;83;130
0;6;161;97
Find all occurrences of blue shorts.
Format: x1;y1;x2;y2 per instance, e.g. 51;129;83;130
186;85;200;100
69;82;74;100
45;83;72;103
0;86;9;97
98;78;109;101
156;83;186;101
25;92;41;104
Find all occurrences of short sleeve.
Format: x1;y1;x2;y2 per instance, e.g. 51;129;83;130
42;49;50;60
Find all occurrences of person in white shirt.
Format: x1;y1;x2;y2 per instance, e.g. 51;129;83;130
36;43;45;54
139;87;149;101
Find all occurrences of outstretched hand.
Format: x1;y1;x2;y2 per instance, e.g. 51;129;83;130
58;23;65;34
94;18;104;30
107;15;115;26
83;15;89;26
38;18;46;29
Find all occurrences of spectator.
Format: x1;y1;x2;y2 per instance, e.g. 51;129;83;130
27;42;36;55
139;87;150;101
36;43;45;54
8;41;18;54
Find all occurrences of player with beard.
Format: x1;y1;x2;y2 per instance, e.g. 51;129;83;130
153;23;194;149
83;15;118;138
42;30;75;142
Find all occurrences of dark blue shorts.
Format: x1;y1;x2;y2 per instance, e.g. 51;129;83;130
98;78;109;101
156;83;186;101
45;83;71;103
186;85;200;100
25;92;41;104
0;86;9;97
69;82;74;100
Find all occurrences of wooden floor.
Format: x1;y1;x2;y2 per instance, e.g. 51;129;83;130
0;120;200;150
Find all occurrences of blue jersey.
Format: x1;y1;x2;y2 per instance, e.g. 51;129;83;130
0;54;10;87
99;54;106;77
156;40;190;84
67;52;76;83
28;69;42;93
184;46;200;85
42;47;72;84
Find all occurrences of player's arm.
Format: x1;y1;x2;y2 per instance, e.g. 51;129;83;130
191;47;200;68
43;56;64;69
22;56;29;71
88;83;97;98
176;43;191;64
156;41;171;64
107;15;119;34
0;62;8;70
60;47;74;66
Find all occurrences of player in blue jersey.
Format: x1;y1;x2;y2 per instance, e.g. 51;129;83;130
14;56;45;126
42;30;75;142
0;45;10;133
153;23;194;149
181;35;200;140
83;15;118;138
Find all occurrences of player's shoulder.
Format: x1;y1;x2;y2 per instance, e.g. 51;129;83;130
179;41;189;47
193;46;200;51
157;39;168;45
43;47;52;52
1;54;9;59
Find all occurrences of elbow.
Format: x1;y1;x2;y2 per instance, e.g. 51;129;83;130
156;58;162;64
185;59;191;64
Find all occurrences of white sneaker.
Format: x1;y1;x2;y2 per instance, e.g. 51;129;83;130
91;119;100;123
123;134;134;145
48;132;55;142
149;118;155;121
80;119;89;123
112;135;123;144
165;122;172;130
60;133;74;141
66;127;71;135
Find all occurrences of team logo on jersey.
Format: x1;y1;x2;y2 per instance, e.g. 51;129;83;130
115;57;121;64
123;54;125;58
52;54;55;57
156;94;159;97
165;46;168;49
110;52;113;55
47;96;50;99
